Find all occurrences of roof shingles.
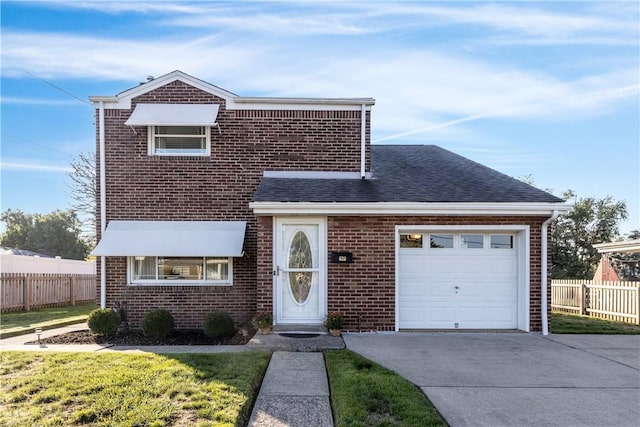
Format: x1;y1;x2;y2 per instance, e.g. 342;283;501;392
253;145;563;203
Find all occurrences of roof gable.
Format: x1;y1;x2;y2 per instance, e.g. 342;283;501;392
89;70;374;111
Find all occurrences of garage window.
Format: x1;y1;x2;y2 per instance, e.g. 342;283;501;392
490;235;514;249
400;234;423;248
460;234;483;249
430;234;453;248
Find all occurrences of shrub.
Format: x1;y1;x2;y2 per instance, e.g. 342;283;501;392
142;309;175;339
87;308;120;335
203;310;235;339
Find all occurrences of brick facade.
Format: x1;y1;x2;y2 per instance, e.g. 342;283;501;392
256;215;550;332
97;80;370;329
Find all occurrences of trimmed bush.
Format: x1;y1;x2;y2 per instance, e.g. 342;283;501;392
203;310;235;339
142;309;175;339
87;308;120;335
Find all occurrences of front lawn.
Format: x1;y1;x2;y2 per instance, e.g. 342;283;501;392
0;351;270;426
325;350;447;427
551;312;640;334
0;303;95;338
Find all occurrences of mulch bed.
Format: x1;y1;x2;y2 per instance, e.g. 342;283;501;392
27;324;256;346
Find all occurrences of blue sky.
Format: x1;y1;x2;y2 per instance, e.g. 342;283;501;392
1;1;638;234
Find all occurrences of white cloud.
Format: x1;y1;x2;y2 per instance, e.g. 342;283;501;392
29;1;639;44
3;26;636;144
1;161;71;173
1;96;79;106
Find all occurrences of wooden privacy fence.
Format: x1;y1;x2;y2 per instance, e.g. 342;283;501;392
551;279;640;324
1;273;96;312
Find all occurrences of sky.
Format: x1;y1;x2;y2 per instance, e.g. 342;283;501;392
1;0;639;235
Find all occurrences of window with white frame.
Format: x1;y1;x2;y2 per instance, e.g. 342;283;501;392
129;256;232;285
148;125;210;156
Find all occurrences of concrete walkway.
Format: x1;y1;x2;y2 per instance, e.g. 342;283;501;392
249;352;333;427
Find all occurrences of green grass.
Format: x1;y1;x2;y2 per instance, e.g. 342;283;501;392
325;350;447;427
0;304;95;338
0;350;271;426
551;312;640;334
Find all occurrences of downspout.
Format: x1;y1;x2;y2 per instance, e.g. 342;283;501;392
98;101;107;309
360;103;366;179
541;210;559;335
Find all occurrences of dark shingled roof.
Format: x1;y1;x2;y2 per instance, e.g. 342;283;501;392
253;145;563;203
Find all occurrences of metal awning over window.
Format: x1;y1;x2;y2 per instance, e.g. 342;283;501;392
91;221;246;257
124;103;220;126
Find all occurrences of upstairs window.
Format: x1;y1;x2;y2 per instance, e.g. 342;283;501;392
149;125;210;156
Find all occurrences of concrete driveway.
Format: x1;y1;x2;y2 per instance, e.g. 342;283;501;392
344;333;640;427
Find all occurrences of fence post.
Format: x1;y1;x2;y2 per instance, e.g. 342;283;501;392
23;276;31;312
579;283;587;315
636;286;640;325
70;276;77;306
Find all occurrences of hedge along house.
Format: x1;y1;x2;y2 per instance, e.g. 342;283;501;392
91;71;568;334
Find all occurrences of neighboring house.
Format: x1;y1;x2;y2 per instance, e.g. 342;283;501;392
91;70;567;333
593;239;640;281
0;247;95;274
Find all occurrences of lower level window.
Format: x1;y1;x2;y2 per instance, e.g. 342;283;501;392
129;256;232;285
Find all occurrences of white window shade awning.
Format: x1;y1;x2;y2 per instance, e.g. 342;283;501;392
92;221;246;257
124;103;220;126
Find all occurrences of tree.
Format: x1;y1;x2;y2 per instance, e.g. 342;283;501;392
0;209;89;259
67;151;96;246
552;193;628;279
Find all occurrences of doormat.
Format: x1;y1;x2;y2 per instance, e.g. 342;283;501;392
279;333;321;339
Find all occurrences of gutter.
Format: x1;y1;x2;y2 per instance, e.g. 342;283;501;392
360;103;366;179
541;210;559;335
98;101;107;309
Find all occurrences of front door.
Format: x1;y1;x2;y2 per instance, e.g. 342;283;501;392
275;218;326;324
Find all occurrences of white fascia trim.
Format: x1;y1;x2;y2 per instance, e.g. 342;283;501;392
263;171;373;179
90;70;238;109
250;202;571;216
228;97;375;111
593;239;640;254
89;70;376;111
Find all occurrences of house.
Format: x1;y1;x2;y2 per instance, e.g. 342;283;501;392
0;247;95;274
91;71;568;334
593;239;640;281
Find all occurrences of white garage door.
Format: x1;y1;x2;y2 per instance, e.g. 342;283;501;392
398;232;518;329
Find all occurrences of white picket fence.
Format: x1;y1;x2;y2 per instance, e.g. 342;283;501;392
551;279;640;324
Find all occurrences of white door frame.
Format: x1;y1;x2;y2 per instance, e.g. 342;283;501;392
395;224;530;331
273;217;327;324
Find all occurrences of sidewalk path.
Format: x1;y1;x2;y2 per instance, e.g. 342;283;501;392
249;352;333;427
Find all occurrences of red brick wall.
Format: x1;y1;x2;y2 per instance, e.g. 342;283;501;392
255;215;550;332
96;80;370;329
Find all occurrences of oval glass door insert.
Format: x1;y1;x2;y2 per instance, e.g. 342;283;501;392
288;230;313;304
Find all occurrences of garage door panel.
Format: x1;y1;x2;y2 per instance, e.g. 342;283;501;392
399;281;424;297
427;258;457;274
455;258;487;274
398;305;424;325
428;281;456;297
399;255;426;275
398;231;520;330
488;257;517;274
